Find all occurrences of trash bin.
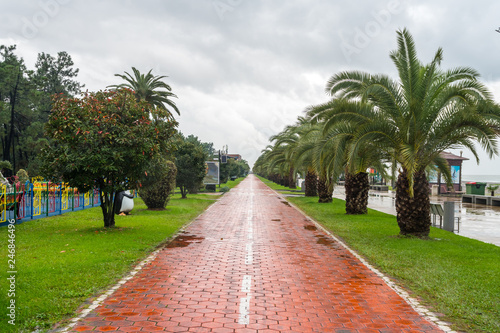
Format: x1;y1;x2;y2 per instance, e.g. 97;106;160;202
466;182;486;195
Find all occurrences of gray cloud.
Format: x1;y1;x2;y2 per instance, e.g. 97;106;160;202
2;0;500;173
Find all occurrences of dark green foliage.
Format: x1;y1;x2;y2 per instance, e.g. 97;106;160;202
139;157;177;209
0;160;12;172
220;158;250;183
324;29;500;236
1;45;83;175
42;89;178;227
1;45;32;175
175;139;208;199
109;67;179;117
16;168;29;184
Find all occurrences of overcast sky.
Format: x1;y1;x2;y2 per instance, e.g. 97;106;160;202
2;0;500;175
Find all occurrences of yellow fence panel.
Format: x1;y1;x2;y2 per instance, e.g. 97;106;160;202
84;191;90;206
33;182;43;216
61;184;69;211
0;184;6;222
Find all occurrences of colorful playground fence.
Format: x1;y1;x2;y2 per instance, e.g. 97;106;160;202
0;180;101;226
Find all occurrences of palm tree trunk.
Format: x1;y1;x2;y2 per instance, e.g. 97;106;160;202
396;168;431;237
288;167;296;189
345;172;369;214
305;169;317;197
281;174;289;187
317;175;332;203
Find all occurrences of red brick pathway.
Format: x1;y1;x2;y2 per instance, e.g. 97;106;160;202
68;175;443;332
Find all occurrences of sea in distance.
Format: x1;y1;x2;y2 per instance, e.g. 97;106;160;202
461;175;500;184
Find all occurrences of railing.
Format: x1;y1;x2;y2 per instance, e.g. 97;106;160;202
0;180;101;225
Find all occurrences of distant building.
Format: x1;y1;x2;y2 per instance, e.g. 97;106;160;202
428;151;469;194
226;154;242;161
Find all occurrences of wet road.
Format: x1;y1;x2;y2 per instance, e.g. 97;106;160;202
66;175;446;332
333;189;500;247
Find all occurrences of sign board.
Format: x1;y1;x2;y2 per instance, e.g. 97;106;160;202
203;161;220;185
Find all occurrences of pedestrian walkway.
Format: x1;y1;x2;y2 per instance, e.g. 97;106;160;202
66;175;445;332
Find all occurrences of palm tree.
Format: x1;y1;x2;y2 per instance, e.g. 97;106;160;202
292;122;321;197
307;98;389;213
325;29;500;236
291;117;335;203
108;67;180;117
269;126;301;189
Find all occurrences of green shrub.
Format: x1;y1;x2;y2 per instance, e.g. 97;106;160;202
219;186;230;193
16;169;30;184
187;182;203;194
139;157;177;209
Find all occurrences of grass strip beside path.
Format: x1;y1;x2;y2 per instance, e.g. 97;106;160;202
284;195;500;333
0;193;218;332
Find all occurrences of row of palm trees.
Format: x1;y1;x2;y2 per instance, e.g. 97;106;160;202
254;29;500;237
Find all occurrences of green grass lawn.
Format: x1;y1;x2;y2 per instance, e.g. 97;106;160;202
216;176;246;192
258;177;305;196
284;195;500;332
0;193;217;332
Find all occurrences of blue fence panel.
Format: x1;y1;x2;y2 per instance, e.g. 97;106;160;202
0;181;102;227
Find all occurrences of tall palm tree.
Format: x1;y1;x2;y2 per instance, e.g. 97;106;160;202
269;126;298;189
307;98;389;213
292;122;321;197
325;28;500;236
108;67;180;117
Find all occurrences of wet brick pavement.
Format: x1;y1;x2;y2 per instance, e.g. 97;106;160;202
68;175;444;332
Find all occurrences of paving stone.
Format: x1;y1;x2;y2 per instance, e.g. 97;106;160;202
69;175;444;332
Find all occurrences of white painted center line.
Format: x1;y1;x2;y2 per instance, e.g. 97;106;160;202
241;274;252;293
239;275;252;324
245;242;253;265
238;180;254;325
238;296;251;325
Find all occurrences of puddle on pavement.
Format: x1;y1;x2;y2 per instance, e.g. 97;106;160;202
349;274;367;279
166;232;204;248
304;225;317;231
315;235;337;247
281;200;291;207
271;219;281;222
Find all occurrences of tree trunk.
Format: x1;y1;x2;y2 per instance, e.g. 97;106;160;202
180;185;188;199
288;167;296;189
317;176;332;203
99;190;116;228
396;169;431;237
2;68;21;175
345;172;369;214
281;175;289;187
305;169;317;197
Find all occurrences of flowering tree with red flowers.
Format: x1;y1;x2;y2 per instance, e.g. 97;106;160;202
41;89;178;227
